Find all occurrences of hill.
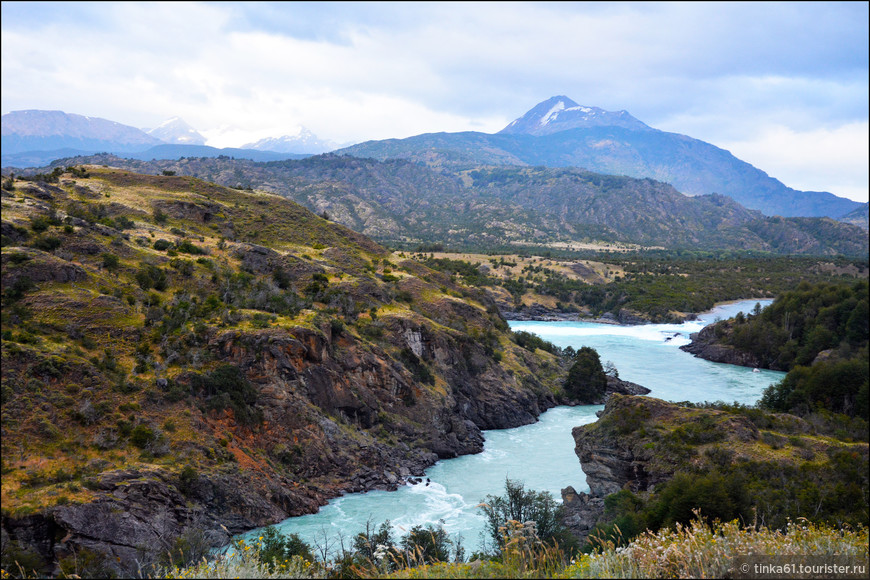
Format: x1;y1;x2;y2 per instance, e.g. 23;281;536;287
18;153;869;258
0;166;566;576
336;97;863;220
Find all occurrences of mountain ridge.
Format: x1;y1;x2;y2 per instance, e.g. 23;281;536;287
145;117;207;145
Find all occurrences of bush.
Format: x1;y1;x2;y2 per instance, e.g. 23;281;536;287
135;264;168;291
513;330;561;356
176;239;206;255
257;526;315;569
31;236;62;251
101;252;120;272
399;524;453;565
130;424;156;448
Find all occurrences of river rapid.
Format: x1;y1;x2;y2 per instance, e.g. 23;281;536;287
236;299;785;555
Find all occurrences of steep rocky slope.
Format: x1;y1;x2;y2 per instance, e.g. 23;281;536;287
0;167;564;575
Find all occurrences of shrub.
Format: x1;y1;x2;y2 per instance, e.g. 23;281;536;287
31;236;62;251
399;524;453;566
176;239;206;255
135;264;168;291
257;526;315;569
101;252;120;272
130;424;157;448
153;209;168;224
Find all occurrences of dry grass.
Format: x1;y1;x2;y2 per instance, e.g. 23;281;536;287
562;513;868;579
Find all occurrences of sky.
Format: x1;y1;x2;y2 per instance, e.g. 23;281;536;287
1;1;868;203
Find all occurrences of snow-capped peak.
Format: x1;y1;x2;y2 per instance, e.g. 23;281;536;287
499;96;651;136
146;117;206;145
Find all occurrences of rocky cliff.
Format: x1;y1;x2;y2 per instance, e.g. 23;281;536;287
561;393;868;547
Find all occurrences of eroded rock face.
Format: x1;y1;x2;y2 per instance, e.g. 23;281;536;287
1;247;89;286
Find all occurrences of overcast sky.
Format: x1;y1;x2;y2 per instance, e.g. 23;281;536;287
2;1;868;202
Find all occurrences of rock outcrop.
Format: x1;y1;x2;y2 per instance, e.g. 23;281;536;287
680;323;769;368
562;394;761;545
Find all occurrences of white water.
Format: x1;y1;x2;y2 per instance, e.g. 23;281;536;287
236;299;784;555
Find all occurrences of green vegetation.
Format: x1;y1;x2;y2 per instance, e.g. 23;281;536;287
416;251;867;322
563;347;607;403
34;153;869;257
479;478;575;553
715;280;868;371
1;166;568;576
2;160;867;578
139;504;868;579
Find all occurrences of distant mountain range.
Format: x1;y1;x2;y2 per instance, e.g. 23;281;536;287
2;101;866;227
336;96;864;220
0;110;329;166
1;109;163;153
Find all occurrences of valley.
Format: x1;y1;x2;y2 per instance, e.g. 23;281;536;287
2;100;868;579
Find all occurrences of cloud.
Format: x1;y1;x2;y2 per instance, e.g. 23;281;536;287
720;121;869;203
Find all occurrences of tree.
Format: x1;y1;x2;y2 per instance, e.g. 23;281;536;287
564;346;607;403
479;478;566;553
399;523;452;565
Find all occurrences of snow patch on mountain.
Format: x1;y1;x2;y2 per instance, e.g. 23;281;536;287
539;101;566;126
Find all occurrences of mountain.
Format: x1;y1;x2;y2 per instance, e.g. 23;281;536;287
25;153;869;257
1;110;163;154
242;126;339;154
499;95;651;135
336;97;863;220
145;117;206;145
